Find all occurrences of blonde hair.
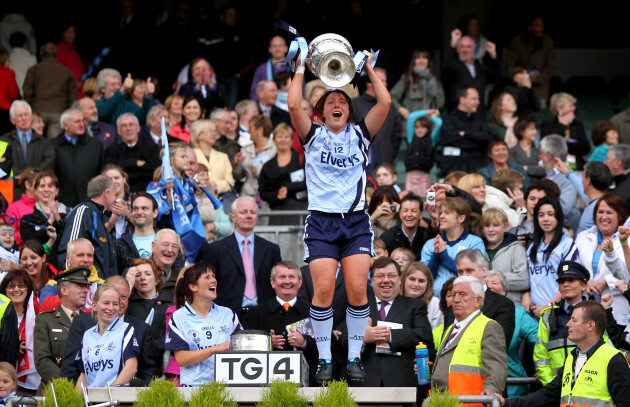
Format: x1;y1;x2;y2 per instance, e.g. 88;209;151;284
93;284;120;305
190;120;216;149
457;173;486;194
481;208;508;226
401;262;435;302
153;142;190;181
390;247;415;262
549;92;577;116
0;361;17;387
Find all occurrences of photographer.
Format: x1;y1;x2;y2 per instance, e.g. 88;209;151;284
509;180;561;245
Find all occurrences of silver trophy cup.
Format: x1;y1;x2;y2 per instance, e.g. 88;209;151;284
305;33;355;88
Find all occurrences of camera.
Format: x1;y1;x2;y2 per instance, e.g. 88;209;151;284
426;191;436;205
389;204;397;213
519;232;535;245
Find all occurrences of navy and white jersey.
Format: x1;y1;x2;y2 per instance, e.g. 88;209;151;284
77;317;139;387
165;302;242;386
302;120;371;213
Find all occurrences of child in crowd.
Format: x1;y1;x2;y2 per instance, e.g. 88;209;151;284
0;219;19;283
481;208;529;306
0;362;18;404
374;163;402;194
373;238;389;261
192;163;218;241
404;116;435;197
390;247;415;272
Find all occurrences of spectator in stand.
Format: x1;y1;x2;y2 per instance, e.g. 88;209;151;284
405;115;435;198
353;68;403;173
481;209;528;305
510;179;559;242
164;94;184;130
5;167;39;247
506;16;555;108
240;115;276;202
484;269;537;398
8;31;36;94
95;69;133;124
381;193;427;261
390;50;445;119
488;169;529;228
53;108;104;206
508;116;546;179
1;101;55;200
19;170;66;259
75;97;120;148
0;48;20;134
125;258;173;377
112;78;155;126
170;96;201;144
553;159;613;235
105;113;160;192
55;24;84;86
22;43;77;139
258;122;307;225
488;92;519;148
390;247;414;272
115;192;157;271
401;262;443;329
502;66;541;117
457;15;488;61
573;193;630;324
442;29;502;111
102;165;131;239
478;140;530;190
31;112;44;136
0;269;40;393
0;286;19;366
249;36;289;101
190;120;234;195
589;121;619;163
610;97;630;145
367;185;401;239
526;196;574;316
235;99;259;148
604;144;630;212
150;229;186;294
178;58;224;118
81;78;98;100
439;87;493;177
57;175;117;279
144;104;169;146
540;93;591;170
256;80;291;128
540;134;581;232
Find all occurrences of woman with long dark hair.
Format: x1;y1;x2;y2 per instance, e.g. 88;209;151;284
526;196;574;316
366;185;400;238
19;240;58;301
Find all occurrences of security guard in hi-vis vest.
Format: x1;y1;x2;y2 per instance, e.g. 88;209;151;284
497;300;630;407
33;267;91;393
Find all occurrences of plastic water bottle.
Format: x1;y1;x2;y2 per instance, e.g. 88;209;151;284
415;341;430;385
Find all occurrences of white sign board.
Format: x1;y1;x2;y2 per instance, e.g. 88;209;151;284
215;351;308;386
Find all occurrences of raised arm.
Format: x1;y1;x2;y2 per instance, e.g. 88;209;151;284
288;58;312;141
363;52;392;138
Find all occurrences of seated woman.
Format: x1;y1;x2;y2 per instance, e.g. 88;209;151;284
488;92;519;147
258;123;307;226
76;284;138;388
125;258;173;377
477;140;530;189
401;262;442;329
170;96;202;144
112;78;155;125
0;269;40;393
588;121;619;163
508;117;546;179
366;185;400;238
165;263;241;386
190;120;235;195
240;115;277;202
20;240;59;301
19;170;67;260
420;197;485;296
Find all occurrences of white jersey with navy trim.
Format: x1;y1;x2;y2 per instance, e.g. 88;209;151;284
77;317;139;387
302;120;371;213
165;302;242;386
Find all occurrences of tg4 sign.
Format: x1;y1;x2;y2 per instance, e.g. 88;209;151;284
215;351;308;386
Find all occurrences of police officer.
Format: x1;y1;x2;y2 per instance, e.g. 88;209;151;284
33;267;90;393
498;300;630;407
534;260;589;385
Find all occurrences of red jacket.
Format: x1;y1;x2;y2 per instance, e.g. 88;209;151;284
0;65;20;110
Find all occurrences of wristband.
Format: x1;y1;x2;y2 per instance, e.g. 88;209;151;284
621;240;628;246
295;66;305;74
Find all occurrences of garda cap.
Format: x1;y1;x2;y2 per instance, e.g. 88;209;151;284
556;261;590;284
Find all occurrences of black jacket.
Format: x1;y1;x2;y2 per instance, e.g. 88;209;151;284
115;231;186;281
258;104;292;128
57;199;117;279
439;109;493;177
540;118;591;170
352;93;403;166
178;82;224;119
60;313;156;385
0;299;19;366
405;133;434;173
20;206;66;269
609;171;630;214
380;224;429;260
126;291;174;376
53;133;104;206
88;121;120;148
104;136;161;192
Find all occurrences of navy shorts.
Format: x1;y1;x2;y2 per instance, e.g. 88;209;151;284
303;210;375;262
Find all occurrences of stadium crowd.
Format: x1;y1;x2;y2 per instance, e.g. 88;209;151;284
2;3;630;407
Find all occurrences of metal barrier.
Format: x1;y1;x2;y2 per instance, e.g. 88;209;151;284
6;396;44;407
254;211;308;265
422;395;501;407
506;377;539;385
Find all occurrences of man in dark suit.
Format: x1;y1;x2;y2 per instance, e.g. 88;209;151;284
200;196;282;315
342;257;434;387
241;260;319;385
60;275;156;385
256;80;291;128
441;249;515;348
